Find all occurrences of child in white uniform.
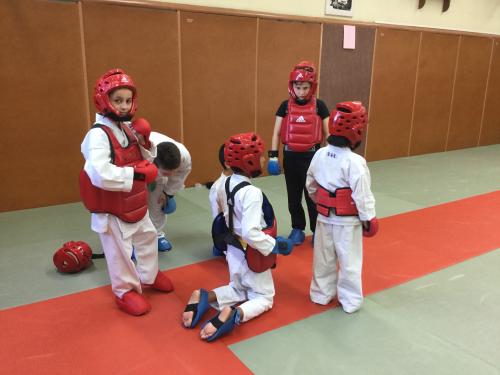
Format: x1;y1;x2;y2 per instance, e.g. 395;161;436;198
148;131;192;251
306;101;378;313
131;119;192;252
80;69;173;316
181;133;293;342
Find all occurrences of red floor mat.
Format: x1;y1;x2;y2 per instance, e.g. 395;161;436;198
1;191;499;374
0;286;251;375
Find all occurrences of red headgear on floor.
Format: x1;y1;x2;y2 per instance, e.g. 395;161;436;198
53;241;93;273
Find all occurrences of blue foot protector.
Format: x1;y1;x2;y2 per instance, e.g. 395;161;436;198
288;228;305;245
204;307;240;343
184;288;210;328
158;236;172;252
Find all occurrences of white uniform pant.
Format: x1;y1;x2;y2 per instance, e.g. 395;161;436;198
212;245;275;322
148;182;167;235
99;214;159;298
310;221;363;313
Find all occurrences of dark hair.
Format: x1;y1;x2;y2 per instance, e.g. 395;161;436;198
155;142;181;170
218;144;227;170
327;135;360;150
230;166;261;178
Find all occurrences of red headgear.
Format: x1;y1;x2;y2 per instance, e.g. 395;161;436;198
288;63;318;101
53;241;93;273
294;60;316;73
329;101;367;149
224;133;264;178
94;68;137;120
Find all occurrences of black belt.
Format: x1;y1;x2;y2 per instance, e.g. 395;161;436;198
284;145;316;152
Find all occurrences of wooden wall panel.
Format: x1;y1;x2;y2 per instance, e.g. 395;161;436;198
256;19;321;162
181;12;257;185
82;3;181;140
2;0;499;212
320;24;375;156
366;28;420;161
0;0;87;212
447;36;491;150
410;32;459;155
479;39;500;146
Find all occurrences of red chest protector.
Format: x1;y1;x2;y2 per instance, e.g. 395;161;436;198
79;124;148;223
280;98;322;152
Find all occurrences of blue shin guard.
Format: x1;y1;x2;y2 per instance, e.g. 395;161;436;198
204;307;240;343
184;288;210;328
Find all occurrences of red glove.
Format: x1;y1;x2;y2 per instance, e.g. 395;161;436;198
362;217;379;237
134;160;158;184
131;118;152;149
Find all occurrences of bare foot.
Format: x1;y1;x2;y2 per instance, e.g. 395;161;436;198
200;306;233;340
182;290;201;328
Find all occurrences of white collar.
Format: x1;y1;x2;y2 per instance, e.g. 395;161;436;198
95;113;117;127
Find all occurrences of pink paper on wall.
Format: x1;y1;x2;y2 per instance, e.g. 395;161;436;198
343;25;356;49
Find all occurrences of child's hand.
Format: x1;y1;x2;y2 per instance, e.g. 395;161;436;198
272;236;293;255
267;158;281;175
362;218;379;237
162;195;176;214
134;160;158;184
267;150;281;175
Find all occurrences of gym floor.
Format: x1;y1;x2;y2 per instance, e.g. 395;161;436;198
1;144;499;375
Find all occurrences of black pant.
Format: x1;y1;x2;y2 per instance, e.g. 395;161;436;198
283;150;317;233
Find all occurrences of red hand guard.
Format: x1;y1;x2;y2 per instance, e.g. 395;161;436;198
134;160;158;184
363;217;379;238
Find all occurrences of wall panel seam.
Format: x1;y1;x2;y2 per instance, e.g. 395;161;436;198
445;35;461;151
254;18;259;133
477;38;495;146
177;10;184;143
408;31;422;156
364;28;378;161
78;1;91;128
317;22;324;98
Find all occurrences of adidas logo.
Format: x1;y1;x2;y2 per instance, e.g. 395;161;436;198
296;116;306;123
